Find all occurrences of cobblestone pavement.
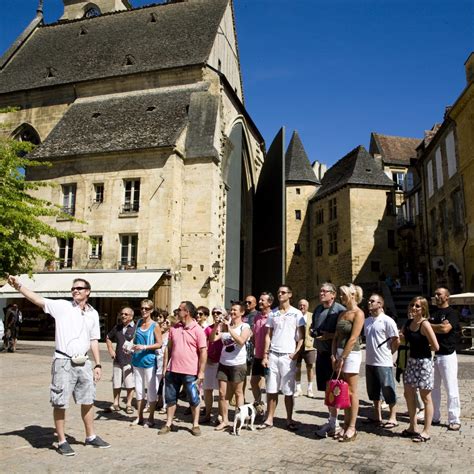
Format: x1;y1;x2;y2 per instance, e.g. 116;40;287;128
0;341;472;473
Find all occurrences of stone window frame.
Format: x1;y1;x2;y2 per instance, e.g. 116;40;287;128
328;231;338;255
328;198;337;221
295;209;302;220
61;183;76;216
58;237;74;269
122;178;140;213
93;183;104;204
316;238;323;257
120;234;138;269
90;236;103;260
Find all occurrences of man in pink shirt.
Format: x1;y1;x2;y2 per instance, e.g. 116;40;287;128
250;292;274;409
159;301;207;436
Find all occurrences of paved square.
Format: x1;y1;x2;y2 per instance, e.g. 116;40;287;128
0;341;472;472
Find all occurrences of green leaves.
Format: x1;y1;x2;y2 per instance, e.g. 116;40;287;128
0;137;83;276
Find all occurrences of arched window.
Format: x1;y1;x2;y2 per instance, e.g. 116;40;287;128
12;123;41;145
84;4;101;18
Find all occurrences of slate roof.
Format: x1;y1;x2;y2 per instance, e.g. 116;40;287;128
30;83;209;158
312;146;394;201
370;133;421;166
0;0;229;94
285;131;319;184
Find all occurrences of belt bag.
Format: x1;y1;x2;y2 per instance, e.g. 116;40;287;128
325;369;351;409
55;349;89;366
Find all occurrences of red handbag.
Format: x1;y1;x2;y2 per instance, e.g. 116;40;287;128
325;370;351;409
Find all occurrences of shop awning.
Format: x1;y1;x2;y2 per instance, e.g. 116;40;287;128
0;271;166;298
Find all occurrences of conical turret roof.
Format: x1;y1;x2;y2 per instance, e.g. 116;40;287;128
285;131;319;185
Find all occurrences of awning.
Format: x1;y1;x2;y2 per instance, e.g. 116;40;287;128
449;293;474;305
0;271;166;298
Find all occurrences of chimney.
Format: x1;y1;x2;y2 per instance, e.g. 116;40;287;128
465;52;474;85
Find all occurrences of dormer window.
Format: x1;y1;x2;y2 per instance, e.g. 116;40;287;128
84;4;101;18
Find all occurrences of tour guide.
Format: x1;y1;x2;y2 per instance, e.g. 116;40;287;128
7;275;110;456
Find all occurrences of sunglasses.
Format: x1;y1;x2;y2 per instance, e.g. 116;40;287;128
277;291;288;294
141;307;153;311
212;311;222;315
197;311;205;316
71;286;88;291
410;303;422;308
120;313;131;316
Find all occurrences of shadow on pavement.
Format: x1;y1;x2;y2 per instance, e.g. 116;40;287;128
0;425;79;449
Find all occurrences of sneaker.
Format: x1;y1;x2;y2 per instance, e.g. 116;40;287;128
57;441;76;456
315;422;336;438
416;411;425;421
85;436;111;449
294;388;303;398
307;388;314;398
381;401;389;409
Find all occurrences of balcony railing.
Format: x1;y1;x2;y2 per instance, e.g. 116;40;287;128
121;202;139;213
118;259;137;270
58;258;73;269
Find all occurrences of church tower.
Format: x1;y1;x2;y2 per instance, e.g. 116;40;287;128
61;1;131;20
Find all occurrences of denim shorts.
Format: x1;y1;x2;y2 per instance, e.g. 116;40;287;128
164;372;200;407
50;359;95;408
366;365;397;404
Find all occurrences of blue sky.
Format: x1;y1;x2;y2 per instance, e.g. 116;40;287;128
1;0;472;167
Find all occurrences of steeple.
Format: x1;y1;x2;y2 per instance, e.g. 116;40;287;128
285;131;319;184
61;1;131;20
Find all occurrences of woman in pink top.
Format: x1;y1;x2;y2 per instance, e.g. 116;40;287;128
201;307;225;423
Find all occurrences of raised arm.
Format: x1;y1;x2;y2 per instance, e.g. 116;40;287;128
7;275;45;310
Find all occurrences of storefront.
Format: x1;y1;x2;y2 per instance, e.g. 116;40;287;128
0;270;170;339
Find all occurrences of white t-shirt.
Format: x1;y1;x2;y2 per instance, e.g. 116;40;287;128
266;306;305;354
43;298;100;359
364;313;398;367
219;323;250;366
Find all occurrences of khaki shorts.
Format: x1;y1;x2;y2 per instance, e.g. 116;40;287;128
112;363;135;390
50;359;95;408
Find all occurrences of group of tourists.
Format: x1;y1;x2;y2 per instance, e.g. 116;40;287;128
6;274;462;456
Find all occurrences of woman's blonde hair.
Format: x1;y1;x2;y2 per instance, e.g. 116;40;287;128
408;296;430;319
339;283;363;304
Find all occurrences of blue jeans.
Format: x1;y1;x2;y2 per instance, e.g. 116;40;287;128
164;372;200;407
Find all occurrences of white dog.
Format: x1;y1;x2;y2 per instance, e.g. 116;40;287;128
233;403;256;436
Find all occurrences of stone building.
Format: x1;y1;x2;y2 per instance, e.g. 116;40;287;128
285;131;320;302
448;52;474;291
0;0;265;328
369;133;422;281
307;145;397;306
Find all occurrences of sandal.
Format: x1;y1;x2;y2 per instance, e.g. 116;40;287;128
339;431;357;442
412;434;430;443
400;429;418;438
125;406;134;414
257;423;274;430
381;421;399;429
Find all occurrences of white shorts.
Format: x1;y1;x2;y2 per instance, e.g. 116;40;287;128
266;352;297;396
112;364;135;390
203;361;219;391
133;366;157;402
337;348;361;374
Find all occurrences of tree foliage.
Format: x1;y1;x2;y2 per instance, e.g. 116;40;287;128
0;136;81;275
